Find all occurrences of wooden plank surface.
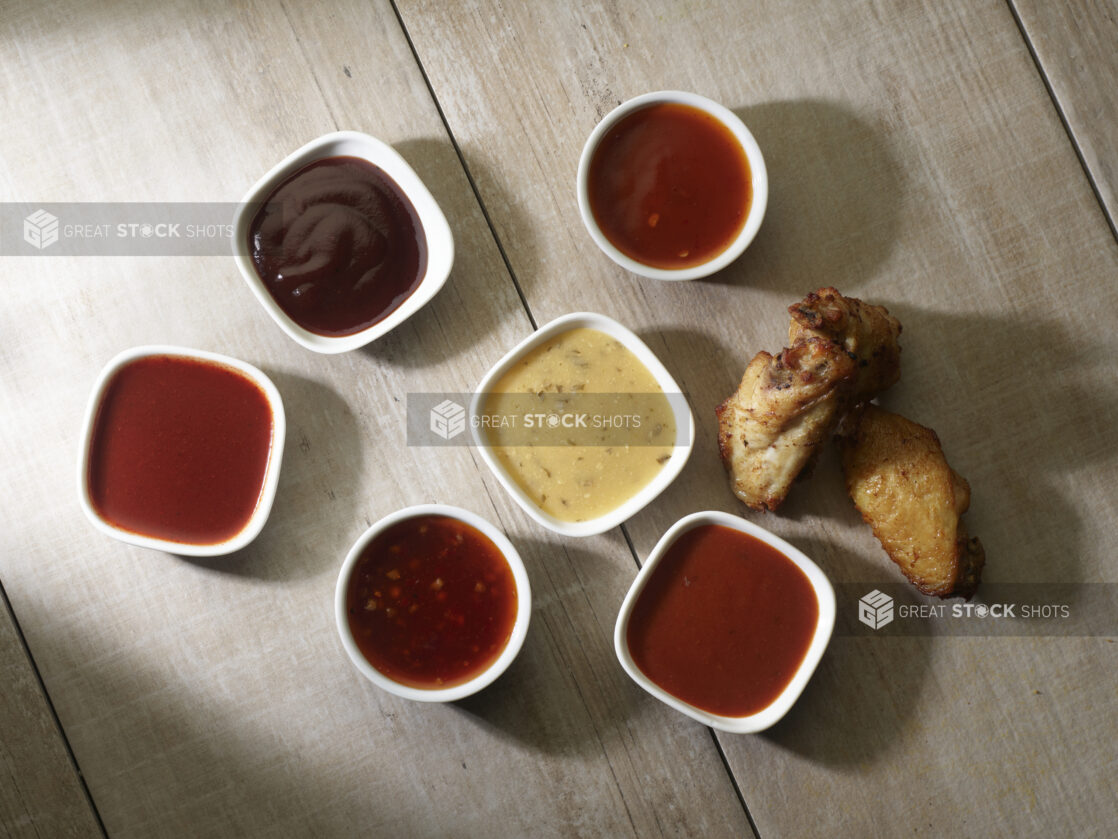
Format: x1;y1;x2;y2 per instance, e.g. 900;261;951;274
3;0;1118;836
396;0;1118;835
0;0;748;836
1012;0;1118;233
0;594;103;839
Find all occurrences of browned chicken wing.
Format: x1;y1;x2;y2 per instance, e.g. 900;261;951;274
838;404;985;598
716;337;856;511
788;286;902;401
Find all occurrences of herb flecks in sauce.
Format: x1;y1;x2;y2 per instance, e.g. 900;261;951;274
482;328;676;522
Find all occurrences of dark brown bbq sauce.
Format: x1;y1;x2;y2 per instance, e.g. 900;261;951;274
248;156;427;336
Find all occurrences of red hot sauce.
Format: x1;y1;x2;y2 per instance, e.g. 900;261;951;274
626;524;819;717
346;515;518;689
588;103;752;269
248;156;427;336
87;355;274;545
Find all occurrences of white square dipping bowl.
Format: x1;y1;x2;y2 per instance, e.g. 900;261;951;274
470;312;695;537
232;131;454;353
614;511;835;733
77;345;285;557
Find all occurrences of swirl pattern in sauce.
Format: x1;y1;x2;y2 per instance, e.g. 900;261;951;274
249;156;427;336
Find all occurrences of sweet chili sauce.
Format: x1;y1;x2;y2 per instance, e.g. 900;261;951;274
346;515;518;689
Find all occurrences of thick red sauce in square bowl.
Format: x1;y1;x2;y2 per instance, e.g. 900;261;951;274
83;351;279;549
616;516;834;731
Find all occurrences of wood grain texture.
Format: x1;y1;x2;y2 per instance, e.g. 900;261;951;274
0;0;748;837
4;0;1118;836
1012;0;1118;234
397;0;1118;835
0;596;103;838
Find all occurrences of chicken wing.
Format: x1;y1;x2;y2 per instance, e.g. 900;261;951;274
717;337;856;511
788;287;902;400
838;404;985;598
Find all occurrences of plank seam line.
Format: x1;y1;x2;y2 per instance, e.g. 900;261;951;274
619;524;643;572
388;0;538;331
534;582;644;837
1005;0;1118;246
606;467;765;835
0;578;109;838
710;727;763;839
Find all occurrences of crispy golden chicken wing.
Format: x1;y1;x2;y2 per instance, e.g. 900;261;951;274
716;338;856;512
838;404;985;598
788;287;902;400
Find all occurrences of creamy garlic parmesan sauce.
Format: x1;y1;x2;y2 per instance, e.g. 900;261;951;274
482;328;676;522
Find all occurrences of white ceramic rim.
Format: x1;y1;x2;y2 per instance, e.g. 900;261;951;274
614;510;835;733
334;504;532;702
469;312;695;537
576;90;768;281
231;130;454;353
76;345;286;557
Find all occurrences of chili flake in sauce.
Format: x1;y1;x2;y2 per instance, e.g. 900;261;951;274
345;515;518;689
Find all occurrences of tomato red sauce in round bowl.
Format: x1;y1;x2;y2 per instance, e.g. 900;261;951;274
587;102;752;270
